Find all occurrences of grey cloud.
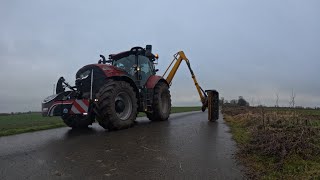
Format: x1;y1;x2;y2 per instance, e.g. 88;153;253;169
0;0;320;112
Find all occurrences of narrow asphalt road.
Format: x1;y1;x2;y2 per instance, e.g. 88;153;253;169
0;111;244;180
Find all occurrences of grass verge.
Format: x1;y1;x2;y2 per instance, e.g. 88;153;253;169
223;106;320;179
0;106;201;137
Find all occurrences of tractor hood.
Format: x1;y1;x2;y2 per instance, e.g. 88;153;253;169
76;64;127;79
75;64;129;98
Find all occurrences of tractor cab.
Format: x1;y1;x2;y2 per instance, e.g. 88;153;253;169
105;45;158;87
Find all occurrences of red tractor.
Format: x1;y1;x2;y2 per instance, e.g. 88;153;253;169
42;45;219;130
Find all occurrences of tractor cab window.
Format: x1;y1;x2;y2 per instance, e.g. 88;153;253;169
113;55;136;76
139;55;154;85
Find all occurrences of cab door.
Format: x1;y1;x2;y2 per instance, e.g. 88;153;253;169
138;55;154;86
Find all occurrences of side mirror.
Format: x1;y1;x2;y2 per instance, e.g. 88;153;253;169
56;77;65;94
98;55;112;64
99;55;106;64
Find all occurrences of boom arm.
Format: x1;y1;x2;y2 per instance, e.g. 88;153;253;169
163;51;208;110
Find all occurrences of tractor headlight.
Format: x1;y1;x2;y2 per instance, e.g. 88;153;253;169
43;94;58;103
80;74;89;80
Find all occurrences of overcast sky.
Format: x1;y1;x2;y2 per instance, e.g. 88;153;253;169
1;0;319;112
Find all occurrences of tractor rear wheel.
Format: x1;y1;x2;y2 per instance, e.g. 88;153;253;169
147;82;171;121
95;80;138;130
62;114;94;128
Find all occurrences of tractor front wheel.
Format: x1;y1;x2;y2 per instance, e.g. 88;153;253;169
95;80;138;130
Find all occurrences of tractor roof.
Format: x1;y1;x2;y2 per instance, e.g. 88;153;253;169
109;50;133;61
109;46;156;61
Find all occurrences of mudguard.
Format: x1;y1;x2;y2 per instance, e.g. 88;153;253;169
145;75;168;89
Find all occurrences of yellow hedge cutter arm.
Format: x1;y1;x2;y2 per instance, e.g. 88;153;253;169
162;51;219;121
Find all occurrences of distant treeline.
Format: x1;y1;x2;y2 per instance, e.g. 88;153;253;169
220;96;320;110
0;111;41;116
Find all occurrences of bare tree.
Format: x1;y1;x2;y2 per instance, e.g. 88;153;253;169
289;89;298;124
275;93;279;107
251;97;255;107
257;98;265;129
289;89;296;108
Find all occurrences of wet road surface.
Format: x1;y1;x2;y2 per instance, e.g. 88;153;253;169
0;111;244;179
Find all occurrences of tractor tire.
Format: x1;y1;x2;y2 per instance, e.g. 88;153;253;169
147;82;171;121
206;90;219;121
211;92;219;121
92;111;107;129
62;114;94;128
95;80;138;130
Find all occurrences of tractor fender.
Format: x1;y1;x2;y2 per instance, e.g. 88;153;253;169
146;75;169;89
92;64;138;93
108;75;139;98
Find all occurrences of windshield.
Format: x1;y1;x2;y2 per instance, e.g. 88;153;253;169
113;55;136;75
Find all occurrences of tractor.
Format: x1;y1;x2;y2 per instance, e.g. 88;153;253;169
42;45;219;130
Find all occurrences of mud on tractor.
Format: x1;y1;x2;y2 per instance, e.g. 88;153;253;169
42;45;219;130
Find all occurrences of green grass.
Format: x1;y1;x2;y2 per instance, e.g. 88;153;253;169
0;107;201;137
137;106;201;117
241;153;320;179
0;113;65;136
297;109;320;116
170;106;201;113
224;115;250;144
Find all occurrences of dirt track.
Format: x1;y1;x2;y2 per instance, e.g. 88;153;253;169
0;111;244;179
